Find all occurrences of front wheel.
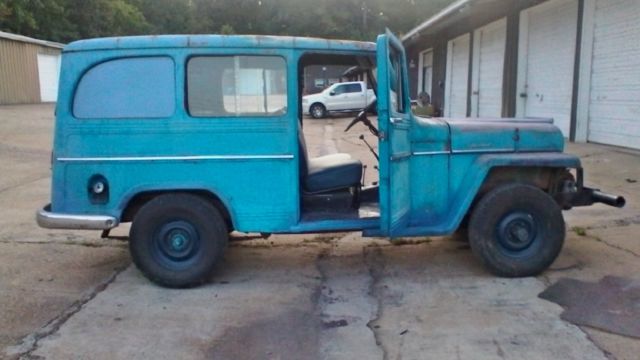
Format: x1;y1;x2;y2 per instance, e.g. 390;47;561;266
130;193;228;288
309;103;327;119
468;184;565;277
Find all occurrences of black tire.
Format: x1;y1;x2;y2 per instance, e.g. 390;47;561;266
468;184;565;277
450;227;469;243
451;214;470;242
310;103;326;119
129;193;228;288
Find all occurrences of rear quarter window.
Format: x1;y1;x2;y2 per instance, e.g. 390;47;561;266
73;57;175;119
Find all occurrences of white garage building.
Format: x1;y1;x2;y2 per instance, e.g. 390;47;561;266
0;31;63;105
403;0;640;150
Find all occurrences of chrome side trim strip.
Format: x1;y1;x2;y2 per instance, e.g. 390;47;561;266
412;150;450;156
57;154;295;162
451;148;513;154
413;149;516;156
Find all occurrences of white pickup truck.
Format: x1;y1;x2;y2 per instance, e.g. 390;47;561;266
303;81;376;119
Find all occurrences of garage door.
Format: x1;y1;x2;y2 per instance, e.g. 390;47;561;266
586;0;640;149
516;0;578;136
37;53;61;102
444;33;470;118
471;18;507;117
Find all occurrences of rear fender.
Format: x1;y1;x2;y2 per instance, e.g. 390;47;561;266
117;184;236;229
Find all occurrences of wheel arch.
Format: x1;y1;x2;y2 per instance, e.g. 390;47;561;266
477;166;568;199
120;188;235;231
450;153;581;233
310;101;325;108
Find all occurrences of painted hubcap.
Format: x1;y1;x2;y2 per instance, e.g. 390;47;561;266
497;212;537;252
171;233;187;251
155;220;199;261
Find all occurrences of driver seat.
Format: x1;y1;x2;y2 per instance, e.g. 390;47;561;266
299;130;362;193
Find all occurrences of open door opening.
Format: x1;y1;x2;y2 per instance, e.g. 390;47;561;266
295;52;381;227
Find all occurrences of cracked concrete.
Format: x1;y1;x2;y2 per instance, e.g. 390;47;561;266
5;267;126;359
315;235;384;360
363;244;389;360
590;236;640;259
2;104;640;359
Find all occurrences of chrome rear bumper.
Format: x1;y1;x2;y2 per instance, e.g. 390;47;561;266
36;204;119;230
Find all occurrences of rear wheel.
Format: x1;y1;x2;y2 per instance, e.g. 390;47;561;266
310;103;326;119
468;184;565;277
130;193;228;288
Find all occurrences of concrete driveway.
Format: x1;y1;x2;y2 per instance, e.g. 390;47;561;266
1;104;639;359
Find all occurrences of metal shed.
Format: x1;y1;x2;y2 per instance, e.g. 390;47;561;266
402;0;640;150
0;31;64;105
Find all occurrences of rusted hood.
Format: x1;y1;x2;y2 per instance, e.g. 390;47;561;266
445;118;565;153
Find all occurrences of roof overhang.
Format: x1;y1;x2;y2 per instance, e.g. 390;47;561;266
0;31;64;49
401;0;519;43
402;0;471;42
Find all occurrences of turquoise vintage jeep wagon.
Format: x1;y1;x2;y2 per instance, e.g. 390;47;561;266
37;31;624;287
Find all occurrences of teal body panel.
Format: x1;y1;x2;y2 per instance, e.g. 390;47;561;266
52;36;376;233
53;45;302;232
396;152;580;237
50;34;580;237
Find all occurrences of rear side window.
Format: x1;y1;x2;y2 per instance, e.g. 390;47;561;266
334;83;361;95
346;83;362;93
187;56;287;117
73;57;175;119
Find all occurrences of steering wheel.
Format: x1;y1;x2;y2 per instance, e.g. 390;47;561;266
344;103;379;137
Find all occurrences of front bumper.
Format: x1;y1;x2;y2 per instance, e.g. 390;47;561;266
36;204;119;230
556;168;626;209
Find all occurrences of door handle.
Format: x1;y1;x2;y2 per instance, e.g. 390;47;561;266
390;117;403;124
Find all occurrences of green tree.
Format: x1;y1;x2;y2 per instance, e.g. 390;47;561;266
132;0;194;34
0;0;150;42
64;0;149;40
0;0;455;43
0;0;55;38
219;24;235;35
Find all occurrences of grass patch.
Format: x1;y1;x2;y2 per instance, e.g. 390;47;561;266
571;226;588;236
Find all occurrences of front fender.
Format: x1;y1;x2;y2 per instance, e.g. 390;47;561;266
399;152;580;237
450;152;581;227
